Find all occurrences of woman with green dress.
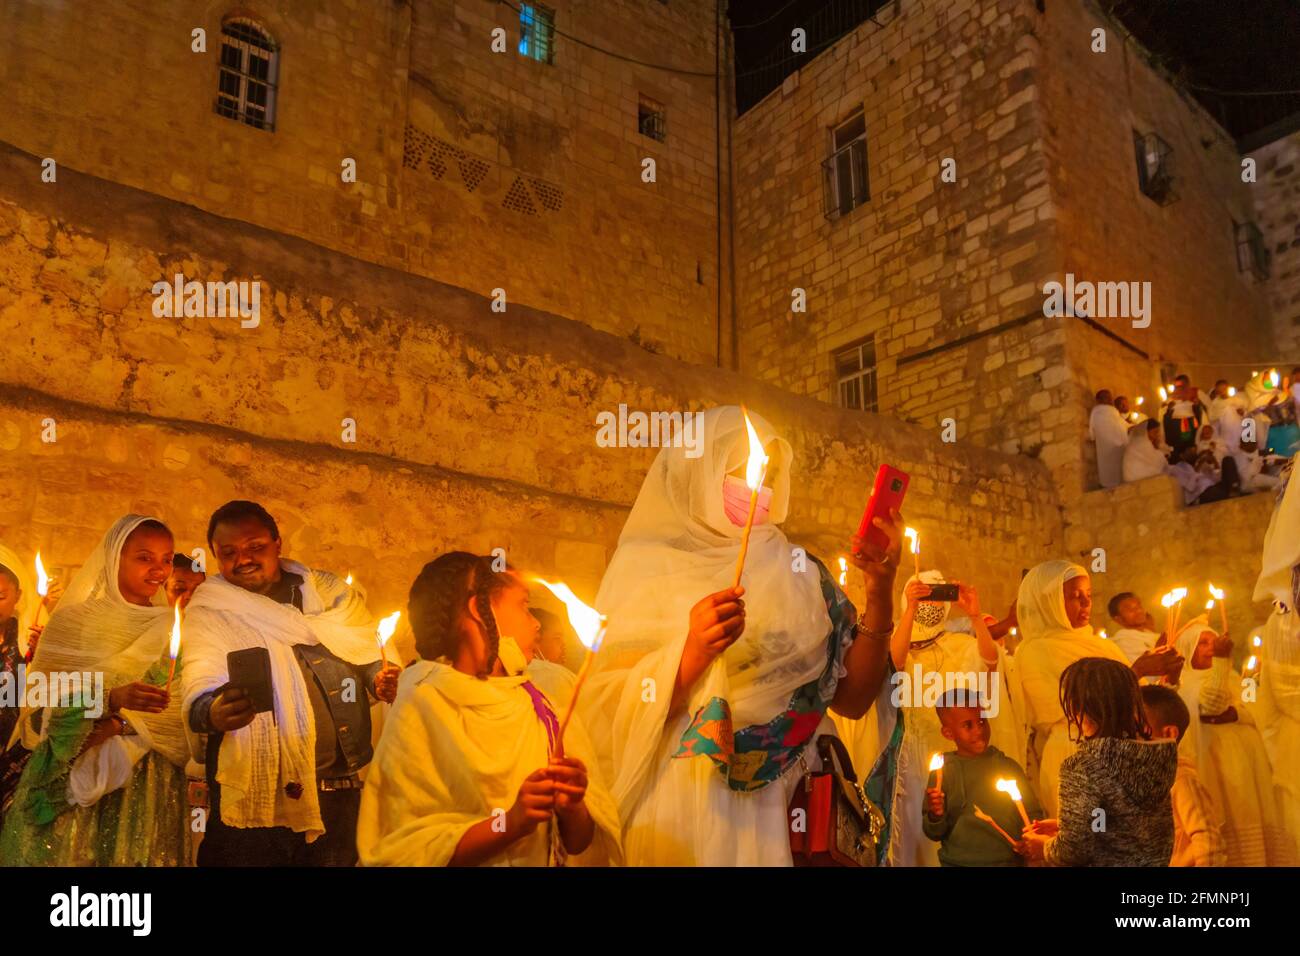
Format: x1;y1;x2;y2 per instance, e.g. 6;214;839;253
0;514;191;866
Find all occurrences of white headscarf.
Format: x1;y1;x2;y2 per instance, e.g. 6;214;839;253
0;541;39;656
22;515;188;766
582;405;833;812
1255;455;1300;609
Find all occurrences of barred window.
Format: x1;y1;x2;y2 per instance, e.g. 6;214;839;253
823;109;868;220
835;337;878;413
638;95;666;142
519;4;555;65
215;18;279;131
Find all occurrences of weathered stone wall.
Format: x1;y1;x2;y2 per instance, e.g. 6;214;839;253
731;0;1071;481
1063;475;1276;647
1037;0;1276;382
0;142;1067;633
1253;129;1300;359
0;0;725;364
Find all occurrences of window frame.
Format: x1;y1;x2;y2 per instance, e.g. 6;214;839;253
214;17;280;132
519;3;556;65
823;109;869;220
834;336;879;413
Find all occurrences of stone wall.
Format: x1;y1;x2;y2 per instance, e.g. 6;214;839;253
1063;475;1277;648
1253;129;1300;359
0;141;1067;637
0;0;725;364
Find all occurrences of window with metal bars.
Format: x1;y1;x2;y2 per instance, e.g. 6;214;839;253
823;109;868;219
835;336;878;413
215;18;278;131
1235;220;1271;281
638;95;666;142
519;4;555;65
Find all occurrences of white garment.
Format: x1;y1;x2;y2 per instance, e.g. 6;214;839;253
1174;617;1293;866
357;659;621;866
180;559;382;841
1169;461;1215;505
580;405;846;866
1111;627;1158;664
1258;608;1300;862
1122;429;1169;483
1014;561;1129;818
1089;403;1130;488
1232;447;1278;492
67;735;149;807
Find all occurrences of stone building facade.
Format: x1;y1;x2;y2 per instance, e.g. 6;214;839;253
1254;129;1300;359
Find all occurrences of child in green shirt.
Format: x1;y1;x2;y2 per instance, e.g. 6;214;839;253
922;690;1041;866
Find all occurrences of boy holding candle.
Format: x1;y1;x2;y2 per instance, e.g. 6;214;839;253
922;690;1041;866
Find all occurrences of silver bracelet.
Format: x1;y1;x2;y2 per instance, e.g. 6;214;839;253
856;620;894;642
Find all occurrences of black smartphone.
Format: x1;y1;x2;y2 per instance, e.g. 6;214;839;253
226;647;275;714
925;583;960;602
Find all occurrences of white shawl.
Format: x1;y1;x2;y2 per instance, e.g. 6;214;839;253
180;558;381;840
1254;454;1300;608
580;405;831;820
21;515;188;767
1089;403;1130;488
1122;427;1169;483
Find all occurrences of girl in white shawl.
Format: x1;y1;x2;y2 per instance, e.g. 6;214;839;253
1173;617;1293;865
1015;560;1175;818
0;515;190;866
358;552;621;866
1254;454;1300;860
884;570;1025;866
579;405;903;866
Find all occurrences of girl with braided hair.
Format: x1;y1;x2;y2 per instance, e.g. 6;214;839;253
356;552;621;866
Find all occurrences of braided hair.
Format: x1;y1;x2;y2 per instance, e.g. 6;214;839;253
1059;657;1151;741
408;551;513;676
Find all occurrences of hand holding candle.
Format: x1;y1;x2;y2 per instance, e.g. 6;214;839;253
164;604;182;698
534;578;607;757
929;752;944;792
1208;583;1226;633
904;527;920;576
996;777;1032;829
375;610;400;668
972;804;1018;848
731;407;770;590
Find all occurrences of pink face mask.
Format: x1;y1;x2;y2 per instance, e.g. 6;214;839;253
723;474;773;527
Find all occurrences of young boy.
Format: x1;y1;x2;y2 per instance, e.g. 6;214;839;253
1141;684;1227;867
923;689;1041;866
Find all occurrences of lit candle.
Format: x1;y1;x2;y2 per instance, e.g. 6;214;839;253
972;804;1018;848
1136;396;1145;406
1158;387;1168;402
996;777;1032;829
1160;590;1175;643
904;527;920;576
1098;629;1108;640
1253;634;1262;648
345;572;354;586
31;551;49;631
837;556;848;587
1170;586;1188;638
731;407;770;590
1269;369;1280;389
375;610;400;669
929;753;944;792
165;604;182;697
1208;584;1226;633
1228;386;1237;397
1247;655;1258;673
533;578;607;757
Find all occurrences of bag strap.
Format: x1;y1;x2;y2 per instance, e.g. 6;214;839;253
815;734;858;783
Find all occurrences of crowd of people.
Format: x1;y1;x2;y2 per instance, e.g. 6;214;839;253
1089;368;1300;503
0;404;1297;867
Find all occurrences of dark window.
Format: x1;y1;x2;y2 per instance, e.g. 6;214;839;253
1235;220;1271;280
519;4;555;65
835;337;878;413
638;95;666;142
1133;130;1177;205
823;110;868;219
215;18;278;131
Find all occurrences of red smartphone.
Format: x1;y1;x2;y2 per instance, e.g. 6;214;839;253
855;464;909;555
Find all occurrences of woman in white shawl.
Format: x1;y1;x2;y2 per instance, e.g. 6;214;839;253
1254;455;1300;860
358;552;621;866
884;570;1025;866
0;515;190;866
1173;616;1293;865
579;405;903;866
1015;560;1176;817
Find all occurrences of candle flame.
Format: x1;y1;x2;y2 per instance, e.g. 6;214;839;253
995;778;1023;802
1205;599;1214;610
1158;387;1168;402
1010;627;1018;637
739;407;769;492
1136;396;1144;406
1098;629;1108;640
1160;591;1176;609
346;572;353;586
1253;635;1262;647
837;556;847;587
904;527;919;555
929;753;944;773
1227;386;1236;397
1208;583;1224;601
169;604;182;660
1269;369;1280;388
376;610;400;648
1171;587;1187;602
533;579;606;651
1247;655;1257;670
34;551;49;597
